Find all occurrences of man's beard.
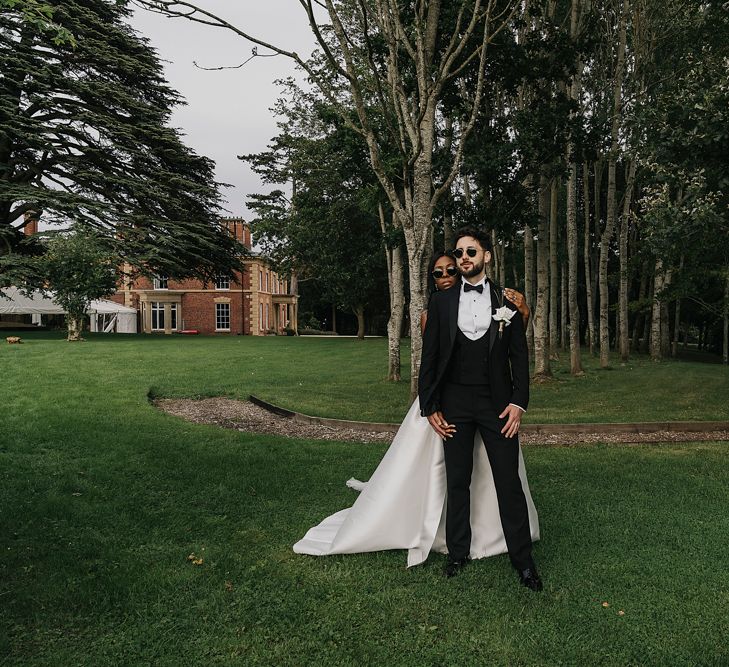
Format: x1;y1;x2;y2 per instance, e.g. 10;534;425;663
459;258;485;278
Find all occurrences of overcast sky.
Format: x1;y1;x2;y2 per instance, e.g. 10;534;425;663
128;2;318;219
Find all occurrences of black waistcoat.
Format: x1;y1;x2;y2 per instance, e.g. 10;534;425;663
446;328;490;385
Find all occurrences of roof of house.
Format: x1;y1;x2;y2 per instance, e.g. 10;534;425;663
0;288;136;315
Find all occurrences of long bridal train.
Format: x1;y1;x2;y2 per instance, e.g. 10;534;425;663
293;400;539;567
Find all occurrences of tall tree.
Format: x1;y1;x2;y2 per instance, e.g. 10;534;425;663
0;0;242;281
138;0;520;396
598;0;629;369
243;92;386;341
564;0;589;375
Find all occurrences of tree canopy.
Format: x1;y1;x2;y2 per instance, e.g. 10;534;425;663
243;83;387;337
0;0;243;282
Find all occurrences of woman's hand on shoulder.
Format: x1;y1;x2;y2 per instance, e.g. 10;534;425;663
504;288;530;326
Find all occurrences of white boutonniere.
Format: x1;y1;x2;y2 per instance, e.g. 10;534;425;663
493;305;516;339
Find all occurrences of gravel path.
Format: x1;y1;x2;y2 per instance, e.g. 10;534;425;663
154;397;729;446
155;397;394;443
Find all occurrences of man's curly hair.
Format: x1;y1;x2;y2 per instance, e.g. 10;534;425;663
453;226;493;253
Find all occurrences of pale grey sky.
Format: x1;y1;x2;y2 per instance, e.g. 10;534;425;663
129;2;318;218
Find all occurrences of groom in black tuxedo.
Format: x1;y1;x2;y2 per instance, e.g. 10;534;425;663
418;227;542;591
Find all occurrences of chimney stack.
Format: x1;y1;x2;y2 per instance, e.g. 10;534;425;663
23;210;39;236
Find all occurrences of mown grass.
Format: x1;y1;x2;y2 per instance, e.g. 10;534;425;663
2;332;728;665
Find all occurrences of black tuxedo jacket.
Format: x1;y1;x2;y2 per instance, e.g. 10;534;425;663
418;280;530;417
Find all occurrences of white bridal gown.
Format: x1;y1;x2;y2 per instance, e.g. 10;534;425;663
293;399;540;567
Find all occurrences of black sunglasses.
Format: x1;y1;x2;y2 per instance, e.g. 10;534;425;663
432;266;458;279
453;247;479;259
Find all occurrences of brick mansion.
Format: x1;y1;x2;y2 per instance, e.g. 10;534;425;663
111;218;298;336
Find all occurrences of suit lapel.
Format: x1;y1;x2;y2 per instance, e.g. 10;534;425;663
448;281;460;346
489;281;501;355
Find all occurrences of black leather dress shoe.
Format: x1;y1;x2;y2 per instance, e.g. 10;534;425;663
518;567;543;592
444;557;470;578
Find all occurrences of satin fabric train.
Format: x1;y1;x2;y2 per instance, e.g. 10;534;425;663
294;399;539;567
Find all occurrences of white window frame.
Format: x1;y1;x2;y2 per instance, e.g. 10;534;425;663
153;275;168;290
215;275;230;290
151;302;177;331
215;303;231;331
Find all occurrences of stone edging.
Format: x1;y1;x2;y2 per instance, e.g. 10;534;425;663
248;395;729;435
249;395;398;433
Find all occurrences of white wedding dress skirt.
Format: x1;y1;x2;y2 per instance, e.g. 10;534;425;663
293;399;540;567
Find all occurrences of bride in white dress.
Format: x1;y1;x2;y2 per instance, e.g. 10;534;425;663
294;252;539;567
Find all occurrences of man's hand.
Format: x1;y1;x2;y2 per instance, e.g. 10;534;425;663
426;411;456;439
499;404;523;438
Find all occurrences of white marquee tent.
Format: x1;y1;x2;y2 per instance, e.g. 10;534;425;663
0;287;137;333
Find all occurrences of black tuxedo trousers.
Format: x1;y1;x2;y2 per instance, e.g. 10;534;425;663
441;381;534;570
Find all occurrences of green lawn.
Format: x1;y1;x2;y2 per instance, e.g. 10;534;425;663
2;333;729;665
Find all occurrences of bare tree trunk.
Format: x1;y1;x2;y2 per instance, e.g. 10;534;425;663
534;172;552;378
673;298;681;358
492;229;505;286
387;245;405;380
723;269;729;365
618;158;637;362
661;270;672;358
565;0;585;374
561;265;568;353
379;203;404;381
442;116;455;251
331;304;337;334
549;177;559;357
650;260;664;361
600;0;629;368
444;217;455;250
632;261;648;352
672;255;684;358
562;0;592;375
641;274;652;355
67;315;84;342
484;205;495;282
583;162;596;356
591;159;603;343
598;216;614;368
567;160;582;373
403;197;431;398
524;223;535;354
353;304;366;340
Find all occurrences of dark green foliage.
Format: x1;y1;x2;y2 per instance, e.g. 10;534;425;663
634;1;729;313
243;83;387;323
42;230;118;328
0;0;242;280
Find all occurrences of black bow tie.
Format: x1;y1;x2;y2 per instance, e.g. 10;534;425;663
464;283;484;294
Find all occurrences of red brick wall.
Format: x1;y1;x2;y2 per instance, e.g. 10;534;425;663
177;292;246;335
133;269;248;292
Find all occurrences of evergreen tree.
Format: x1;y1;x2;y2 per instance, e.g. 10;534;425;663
0;0;242;281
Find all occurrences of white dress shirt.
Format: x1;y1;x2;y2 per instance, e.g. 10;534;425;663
457;276;526;413
458;277;492;340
